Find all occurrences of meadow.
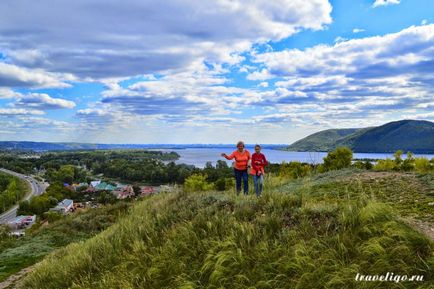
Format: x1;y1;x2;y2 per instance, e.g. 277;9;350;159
21;168;433;289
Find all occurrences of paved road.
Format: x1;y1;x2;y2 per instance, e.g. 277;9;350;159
0;168;48;224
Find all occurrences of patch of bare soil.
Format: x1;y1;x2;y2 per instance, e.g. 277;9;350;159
404;218;434;242
0;266;34;289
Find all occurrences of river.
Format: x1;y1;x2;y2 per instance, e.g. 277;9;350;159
155;146;434;168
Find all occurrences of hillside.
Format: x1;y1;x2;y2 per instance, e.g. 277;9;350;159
21;170;433;289
286;120;434;153
284;128;359;152
0;202;130;284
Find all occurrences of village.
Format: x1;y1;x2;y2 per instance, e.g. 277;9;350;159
7;179;175;235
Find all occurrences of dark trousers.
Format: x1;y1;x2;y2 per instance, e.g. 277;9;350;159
234;168;248;194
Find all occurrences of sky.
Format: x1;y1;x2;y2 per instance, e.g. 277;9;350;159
0;0;433;144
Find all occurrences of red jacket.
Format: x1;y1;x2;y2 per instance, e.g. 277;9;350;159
250;153;267;175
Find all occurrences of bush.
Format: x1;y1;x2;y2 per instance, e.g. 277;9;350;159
279;161;311;179
44;211;63;223
323;147;353;171
373;158;396;171
401;152;415;171
184;174;214;192
414;157;432;174
214;178;226;191
353;160;373;170
0;225;10;241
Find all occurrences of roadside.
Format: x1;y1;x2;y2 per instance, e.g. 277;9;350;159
0;168;48;225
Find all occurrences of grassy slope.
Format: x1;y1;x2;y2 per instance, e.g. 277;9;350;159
285;129;359;151
22;169;433;289
0;202;131;282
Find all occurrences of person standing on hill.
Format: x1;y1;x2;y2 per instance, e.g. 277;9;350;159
250;144;268;197
221;141;251;195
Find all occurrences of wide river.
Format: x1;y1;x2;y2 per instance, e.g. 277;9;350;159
156;147;434;168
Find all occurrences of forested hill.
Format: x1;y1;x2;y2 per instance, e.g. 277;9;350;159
286;120;434;153
0;142;166;151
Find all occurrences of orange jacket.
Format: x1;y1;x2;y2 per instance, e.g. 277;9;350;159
224;150;251;170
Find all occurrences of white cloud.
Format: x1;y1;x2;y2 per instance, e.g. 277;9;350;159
246;69;273;81
352;28;365;33
373;0;400;8
0;62;72;88
0;0;332;79
0;108;44;116
14;93;76;109
0;88;22;99
253;24;434;79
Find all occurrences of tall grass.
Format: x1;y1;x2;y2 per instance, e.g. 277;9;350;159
23;172;433;289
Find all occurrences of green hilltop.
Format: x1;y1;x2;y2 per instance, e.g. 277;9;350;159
286;120;434;153
21;169;434;289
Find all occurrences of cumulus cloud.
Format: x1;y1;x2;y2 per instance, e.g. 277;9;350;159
0;0;332;79
0;108;44;116
0;62;72;88
373;0;400;8
14;93;76;109
253;24;434;81
0;88;22;99
97;61;255;119
244;24;434;125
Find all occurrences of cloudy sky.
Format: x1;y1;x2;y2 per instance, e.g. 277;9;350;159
0;0;433;144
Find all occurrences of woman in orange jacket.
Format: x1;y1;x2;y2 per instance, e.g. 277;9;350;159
221;141;251;194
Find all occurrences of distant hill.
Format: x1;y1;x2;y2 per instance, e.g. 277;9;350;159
286;120;434;153
285;128;359;152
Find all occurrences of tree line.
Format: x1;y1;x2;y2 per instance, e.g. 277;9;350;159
0;173;27;214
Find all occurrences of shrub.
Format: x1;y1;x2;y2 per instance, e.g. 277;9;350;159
401;152;415;171
0;225;10;241
323;147;353;171
184;174;214;192
414;157;431;174
44;211;63;223
373;158;396;171
279;161;312;179
214;178;226;191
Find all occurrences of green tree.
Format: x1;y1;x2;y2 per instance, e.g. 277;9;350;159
184;174;214;192
323;147;353;171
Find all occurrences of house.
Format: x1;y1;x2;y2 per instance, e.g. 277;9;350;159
8;215;36;230
50;199;74;214
63;183;76;191
90;180;101;188
95;182;117;192
113;185;135;199
140;186;155;196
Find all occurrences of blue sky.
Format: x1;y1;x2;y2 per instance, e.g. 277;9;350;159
0;0;433;144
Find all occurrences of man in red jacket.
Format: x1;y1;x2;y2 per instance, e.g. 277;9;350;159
250;144;268;196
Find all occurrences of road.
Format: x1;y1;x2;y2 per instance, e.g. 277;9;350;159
0;168;48;224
